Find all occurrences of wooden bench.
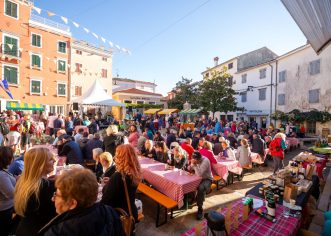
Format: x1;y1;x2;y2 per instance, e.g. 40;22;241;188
137;183;177;227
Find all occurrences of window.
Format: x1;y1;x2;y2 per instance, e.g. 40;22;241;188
76;50;82;55
309;59;320;75
149;102;156;105
124;100;132;104
241;74;247;84
31;54;41;69
278;94;285;105
75;86;82;96
102;57;107;62
57;83;66;96
137;101;144;104
3;35;18;57
259;88;267;100
228;62;233;69
228;76;233;86
31;34;41;47
140;85;144;89
279;70;286;83
58;59;66;72
75;63;82;73
30;80;42;95
4;65;18;85
5;0;18;19
101;69;107;78
58;41;67;53
104;89;108;93
51;105;64;115
309;89;320;103
259;68;266;79
241;92;247;102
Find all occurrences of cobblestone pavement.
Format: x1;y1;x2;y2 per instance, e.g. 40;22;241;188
135;148;304;236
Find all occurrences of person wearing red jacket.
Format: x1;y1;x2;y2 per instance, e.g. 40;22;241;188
199;141;218;175
181;138;195;162
269;133;287;173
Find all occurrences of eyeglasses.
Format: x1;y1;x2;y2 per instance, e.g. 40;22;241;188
53;191;62;199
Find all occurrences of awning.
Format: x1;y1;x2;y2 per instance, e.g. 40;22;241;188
144;108;161;114
179;108;202;115
6;102;44;110
158;109;179;115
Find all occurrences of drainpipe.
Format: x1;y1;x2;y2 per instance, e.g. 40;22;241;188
274;60;278;126
268;63;274;127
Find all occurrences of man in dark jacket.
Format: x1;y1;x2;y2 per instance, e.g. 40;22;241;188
166;129;177;149
85;133;103;161
251;134;266;158
88;118;98;134
58;135;83;164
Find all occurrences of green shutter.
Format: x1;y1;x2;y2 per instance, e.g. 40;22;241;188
32;35;41;47
4;66;17;84
58;84;66;95
5;0;17;18
4;36;18;56
31;81;41;93
32;55;40;67
58;60;66;71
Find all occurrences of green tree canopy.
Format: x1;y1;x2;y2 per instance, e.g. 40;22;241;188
198;70;237;118
168;77;199;109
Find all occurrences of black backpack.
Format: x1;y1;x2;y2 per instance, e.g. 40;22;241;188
0;120;10;135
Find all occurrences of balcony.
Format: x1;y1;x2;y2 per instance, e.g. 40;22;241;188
0;45;22;60
29;14;71;36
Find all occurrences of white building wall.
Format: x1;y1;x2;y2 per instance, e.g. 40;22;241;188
276;44;331;113
70;41;113;101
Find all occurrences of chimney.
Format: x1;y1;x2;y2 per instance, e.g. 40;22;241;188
214;56;219;67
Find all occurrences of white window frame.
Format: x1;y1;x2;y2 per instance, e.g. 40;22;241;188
30;79;42;95
2;63;19;86
279;70;286;83
278;94;285;106
31;33;42;48
57;41;67;54
136;101;144;104
309;59;321;76
2;32;20;57
57;58;67;73
149;102;156;105
259;88;267;101
4;0;19;20
30;53;42;70
308;89;320;104
57;82;67;97
241;74;247;84
259;68;267;79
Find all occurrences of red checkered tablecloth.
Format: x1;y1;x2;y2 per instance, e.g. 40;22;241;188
286;138;300;148
213;157;242;181
33;144;66;166
138;157;202;208
182;195;301;236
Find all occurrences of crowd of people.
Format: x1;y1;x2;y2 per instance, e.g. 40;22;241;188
0;110;302;234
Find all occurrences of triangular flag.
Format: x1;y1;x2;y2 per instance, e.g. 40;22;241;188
83;28;90;33
19;48;23;52
46;57;50;61
59;61;64;66
0;79;14;99
92;33;99;39
60;16;68;24
108;41;113;47
53;59;57;63
101;37;106;43
89;73;92;76
67;64;71;68
7;44;13;50
32;6;41;14
28;51;32;56
72;21;79;28
115;45;120;50
47;11;56;17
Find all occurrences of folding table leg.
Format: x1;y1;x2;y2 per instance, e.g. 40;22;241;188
156;204;160;227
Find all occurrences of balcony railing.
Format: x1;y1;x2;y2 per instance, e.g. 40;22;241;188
30;14;70;33
0;45;22;59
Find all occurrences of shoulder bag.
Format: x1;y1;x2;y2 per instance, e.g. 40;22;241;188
115;174;135;236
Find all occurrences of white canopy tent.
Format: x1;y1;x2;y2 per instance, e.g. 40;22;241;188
73;79;125;107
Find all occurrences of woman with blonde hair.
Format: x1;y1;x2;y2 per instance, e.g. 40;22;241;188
169;145;187;169
103;125;124;156
101;144;142;222
141;139;156;159
99;152;116;179
14;147;57;236
220;140;236;161
92;148;103;179
236;139;251;167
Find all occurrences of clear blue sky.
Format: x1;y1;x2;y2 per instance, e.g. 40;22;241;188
34;0;306;96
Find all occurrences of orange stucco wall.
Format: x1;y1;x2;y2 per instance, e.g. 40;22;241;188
0;0;70;111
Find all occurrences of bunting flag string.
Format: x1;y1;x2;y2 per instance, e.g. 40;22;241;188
28;3;131;55
60;16;68;24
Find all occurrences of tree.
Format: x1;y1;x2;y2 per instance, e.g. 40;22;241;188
198;70;237;119
168;77;199;109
